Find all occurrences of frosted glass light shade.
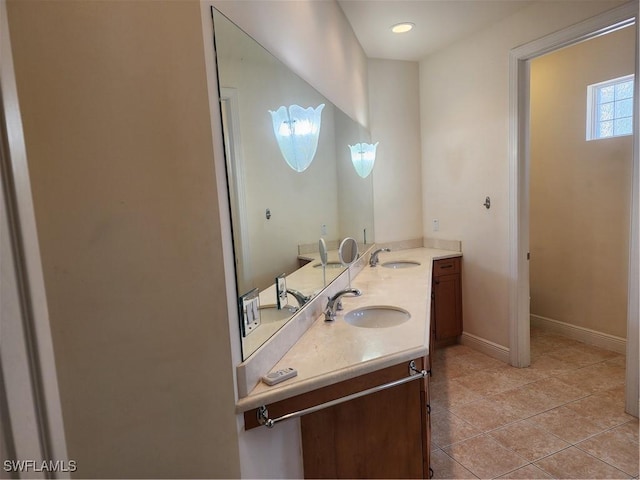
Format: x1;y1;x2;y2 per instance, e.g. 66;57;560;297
349;142;378;178
269;104;325;172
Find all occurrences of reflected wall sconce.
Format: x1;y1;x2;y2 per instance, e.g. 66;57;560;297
269;104;325;172
349;142;379;178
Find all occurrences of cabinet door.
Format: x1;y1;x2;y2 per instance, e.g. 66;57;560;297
301;364;429;479
433;273;462;341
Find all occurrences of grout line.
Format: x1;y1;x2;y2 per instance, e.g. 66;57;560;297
430;336;636;480
569;443;635;477
433;446;481;479
493;461;552;480
570;420;640;476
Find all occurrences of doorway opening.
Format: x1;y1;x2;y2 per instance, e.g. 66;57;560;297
529;26;634;350
509;2;639;416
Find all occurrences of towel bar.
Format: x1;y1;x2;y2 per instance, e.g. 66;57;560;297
257;360;428;428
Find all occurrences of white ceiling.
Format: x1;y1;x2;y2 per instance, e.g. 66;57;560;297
338;0;534;61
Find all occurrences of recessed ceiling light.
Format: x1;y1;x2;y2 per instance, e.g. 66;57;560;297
391;22;414;34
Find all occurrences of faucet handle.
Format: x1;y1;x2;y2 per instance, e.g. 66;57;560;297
324;295;336;322
370;247;391;267
324;288;361;322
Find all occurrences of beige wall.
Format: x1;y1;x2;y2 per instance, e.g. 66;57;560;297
7;1;240;477
420;0;628;348
368;59;424;243
530;26;635;338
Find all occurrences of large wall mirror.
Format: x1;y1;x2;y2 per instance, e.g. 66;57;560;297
212;8;375;360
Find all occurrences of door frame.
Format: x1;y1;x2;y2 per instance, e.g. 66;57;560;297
508;0;639;415
0;0;69;471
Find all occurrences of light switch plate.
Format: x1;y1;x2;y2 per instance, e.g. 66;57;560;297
238;288;260;337
276;274;287;309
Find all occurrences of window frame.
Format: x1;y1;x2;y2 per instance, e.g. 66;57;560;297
586;73;634;141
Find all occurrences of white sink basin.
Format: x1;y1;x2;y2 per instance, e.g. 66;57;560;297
381;261;421;269
344;305;410;328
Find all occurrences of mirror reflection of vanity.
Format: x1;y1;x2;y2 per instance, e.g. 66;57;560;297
211;9;375;360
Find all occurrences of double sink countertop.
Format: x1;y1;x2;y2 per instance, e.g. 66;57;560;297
236;247;462;413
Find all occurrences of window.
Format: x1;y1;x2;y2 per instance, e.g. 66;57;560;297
587;74;634;140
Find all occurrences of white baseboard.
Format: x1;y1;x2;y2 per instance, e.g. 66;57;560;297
531;314;627;354
459;332;510;364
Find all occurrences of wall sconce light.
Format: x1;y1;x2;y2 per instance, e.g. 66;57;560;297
349;142;378;178
269;104;325;172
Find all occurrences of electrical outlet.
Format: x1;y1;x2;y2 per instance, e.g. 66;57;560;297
321;224;327;236
432;219;439;232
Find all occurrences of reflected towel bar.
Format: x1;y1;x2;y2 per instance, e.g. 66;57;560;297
257;360;428;428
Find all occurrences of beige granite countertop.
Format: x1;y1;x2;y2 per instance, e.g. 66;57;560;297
236;247;461;412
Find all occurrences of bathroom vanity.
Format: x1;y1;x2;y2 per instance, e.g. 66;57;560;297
236;246;462;479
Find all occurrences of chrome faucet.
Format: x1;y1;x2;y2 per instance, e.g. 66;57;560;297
324;288;362;321
286;288;312;307
369;247;391;267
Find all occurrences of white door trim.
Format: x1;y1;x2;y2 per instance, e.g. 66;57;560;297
509;0;639;415
220;87;252;294
0;0;69;472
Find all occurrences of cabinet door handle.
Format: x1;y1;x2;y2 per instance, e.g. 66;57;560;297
440;264;453;269
434;279;440;285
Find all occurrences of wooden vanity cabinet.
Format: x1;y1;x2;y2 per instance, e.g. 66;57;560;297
244;358;431;479
432;257;462;346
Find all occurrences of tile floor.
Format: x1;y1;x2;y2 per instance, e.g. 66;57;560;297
429;329;639;479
